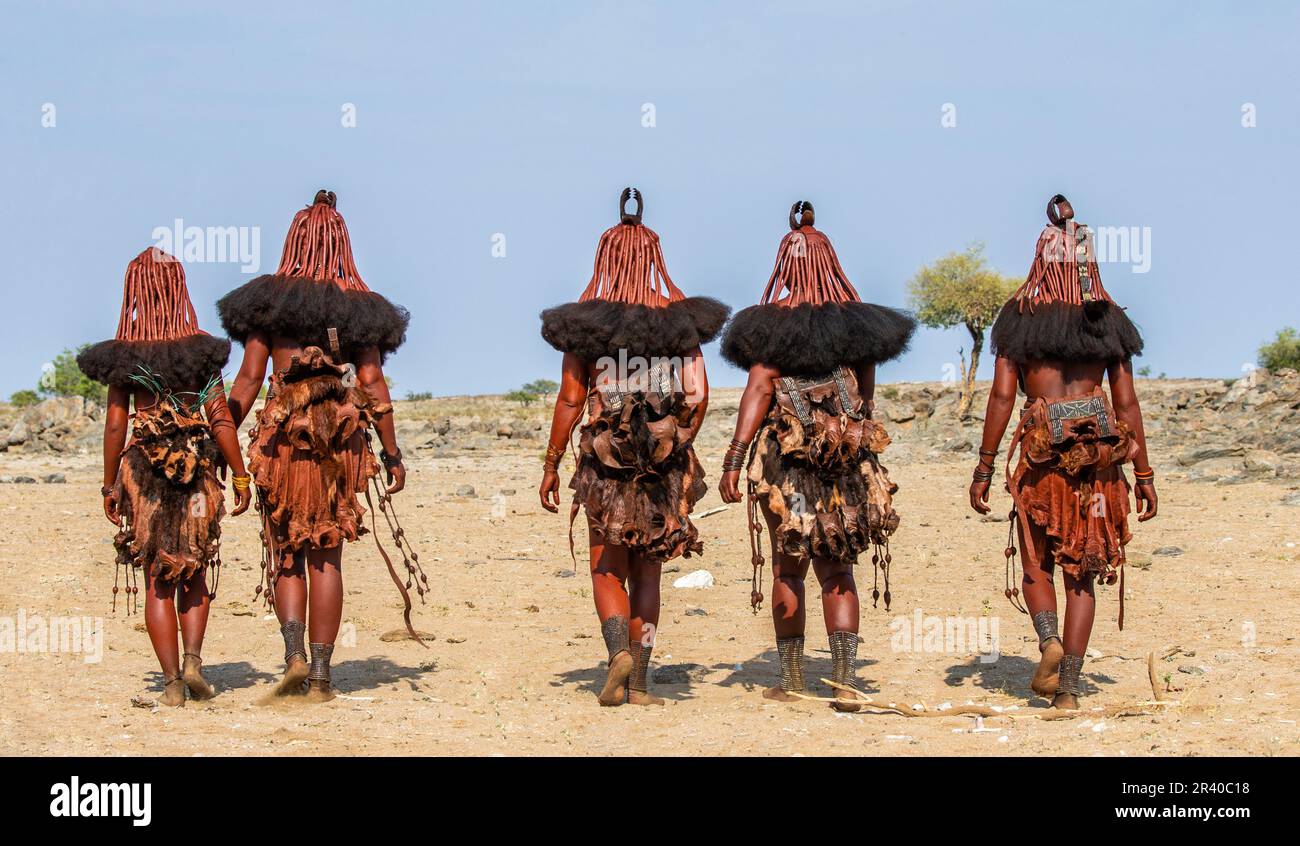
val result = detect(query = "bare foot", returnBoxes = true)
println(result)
[305,680,335,703]
[1051,692,1079,710]
[762,686,802,703]
[273,656,309,697]
[182,655,215,701]
[628,689,664,706]
[1031,638,1063,697]
[598,651,633,706]
[159,678,186,707]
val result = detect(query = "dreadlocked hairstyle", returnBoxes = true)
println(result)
[217,190,409,360]
[990,194,1143,363]
[721,201,915,375]
[78,247,231,389]
[540,188,729,360]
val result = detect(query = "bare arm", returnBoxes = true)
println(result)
[356,345,405,494]
[1109,358,1157,521]
[539,352,591,513]
[227,331,271,428]
[678,346,709,438]
[203,382,251,516]
[100,385,131,525]
[854,362,877,416]
[718,363,779,504]
[969,355,1020,514]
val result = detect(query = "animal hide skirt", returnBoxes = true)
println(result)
[746,409,899,563]
[113,402,225,584]
[569,390,707,562]
[1007,389,1134,584]
[248,347,390,554]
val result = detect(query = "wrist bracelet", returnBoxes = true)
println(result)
[380,449,403,469]
[101,485,114,497]
[722,438,749,472]
[978,448,999,458]
[231,474,252,491]
[543,444,564,471]
[972,468,994,482]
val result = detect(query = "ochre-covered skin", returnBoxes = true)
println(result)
[113,401,226,584]
[746,368,898,562]
[247,346,391,553]
[569,387,707,562]
[1007,389,1134,583]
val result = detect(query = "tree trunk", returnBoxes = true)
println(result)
[958,322,984,420]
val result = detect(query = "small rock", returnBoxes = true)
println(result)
[886,406,916,424]
[979,513,1008,523]
[1152,546,1184,557]
[663,563,682,574]
[42,473,67,484]
[524,604,540,613]
[1282,493,1300,507]
[685,606,708,617]
[1177,664,1207,675]
[454,485,476,497]
[12,476,36,484]
[672,569,715,589]
[651,663,706,685]
[496,426,513,439]
[499,488,516,496]
[552,569,575,578]
[942,436,972,452]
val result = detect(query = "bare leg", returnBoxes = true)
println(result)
[589,524,633,706]
[178,569,215,700]
[814,557,862,711]
[1020,519,1064,698]
[142,569,185,706]
[627,552,664,706]
[305,545,343,701]
[762,503,810,702]
[271,551,309,696]
[1054,570,1096,710]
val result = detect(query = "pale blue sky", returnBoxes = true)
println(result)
[2,1,1297,397]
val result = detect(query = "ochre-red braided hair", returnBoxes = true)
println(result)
[1009,194,1116,311]
[275,189,370,292]
[578,188,687,305]
[758,202,862,306]
[114,247,202,341]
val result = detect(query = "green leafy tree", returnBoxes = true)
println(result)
[908,244,1019,419]
[1259,327,1300,373]
[9,389,40,407]
[405,390,433,402]
[48,345,108,405]
[504,389,538,407]
[523,378,559,401]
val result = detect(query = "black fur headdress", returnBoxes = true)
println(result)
[990,194,1143,363]
[79,335,232,389]
[218,275,409,359]
[541,296,728,360]
[218,191,409,360]
[540,188,729,360]
[78,247,232,388]
[719,202,915,375]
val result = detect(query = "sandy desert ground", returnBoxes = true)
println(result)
[2,383,1298,757]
